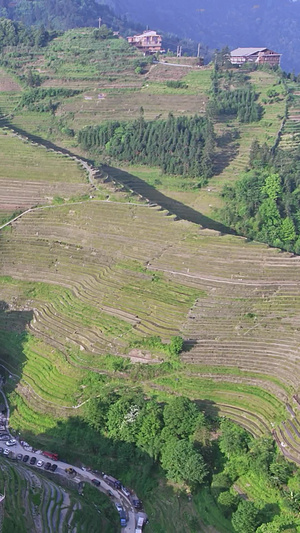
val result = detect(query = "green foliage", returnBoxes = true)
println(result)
[18,87,81,111]
[232,500,260,533]
[261,173,282,200]
[0,0,141,35]
[209,69,262,123]
[130,335,184,358]
[0,17,53,50]
[163,397,201,439]
[78,114,216,181]
[248,437,275,475]
[217,491,238,516]
[161,439,207,487]
[166,80,188,89]
[83,387,210,490]
[219,142,300,253]
[219,419,252,457]
[93,25,113,40]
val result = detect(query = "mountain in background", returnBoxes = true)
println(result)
[97,0,300,72]
[2,0,300,71]
[0,0,200,56]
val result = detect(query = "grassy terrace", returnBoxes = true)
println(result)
[1,199,300,466]
[280,80,300,152]
[0,459,117,532]
[0,127,89,213]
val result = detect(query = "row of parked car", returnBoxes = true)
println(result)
[0,447,58,471]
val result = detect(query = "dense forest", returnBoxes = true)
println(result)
[0,1,200,56]
[219,142,300,253]
[0,0,130,32]
[0,16,57,49]
[78,114,216,183]
[209,68,263,123]
[71,381,300,533]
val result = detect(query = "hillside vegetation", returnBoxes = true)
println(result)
[0,457,118,532]
[2,23,300,533]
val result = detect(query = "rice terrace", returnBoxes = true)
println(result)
[1,15,300,533]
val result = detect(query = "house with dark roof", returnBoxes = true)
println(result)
[230,47,281,67]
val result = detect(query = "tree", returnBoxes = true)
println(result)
[161,439,207,488]
[219,419,251,457]
[163,397,200,439]
[136,401,163,460]
[248,437,275,475]
[261,173,282,201]
[168,336,183,356]
[217,491,238,517]
[280,217,296,243]
[269,460,293,485]
[232,500,260,533]
[106,392,145,442]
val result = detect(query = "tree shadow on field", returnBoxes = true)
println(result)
[0,301,33,405]
[195,399,220,420]
[0,116,234,235]
[102,164,234,234]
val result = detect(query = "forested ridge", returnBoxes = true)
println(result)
[0,0,132,32]
[78,114,216,183]
[80,385,300,532]
[219,142,300,254]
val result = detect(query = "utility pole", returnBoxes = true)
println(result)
[98,17,102,28]
[176,45,182,58]
[197,43,201,57]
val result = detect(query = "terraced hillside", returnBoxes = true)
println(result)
[0,125,90,224]
[0,458,116,532]
[1,197,300,468]
[279,81,300,153]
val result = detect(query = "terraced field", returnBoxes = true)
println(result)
[1,196,300,465]
[279,81,300,152]
[0,458,115,532]
[0,127,90,217]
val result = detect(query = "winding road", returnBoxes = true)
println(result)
[0,388,139,532]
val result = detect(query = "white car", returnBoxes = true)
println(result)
[3,449,9,456]
[36,460,44,467]
[5,439,16,446]
[115,503,123,513]
[121,486,131,497]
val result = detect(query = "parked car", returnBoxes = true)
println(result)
[44,462,51,470]
[5,439,16,446]
[65,467,76,475]
[103,474,121,490]
[16,453,23,461]
[0,434,9,441]
[50,464,57,472]
[30,456,36,465]
[42,451,58,461]
[107,490,113,497]
[91,478,101,487]
[3,449,9,456]
[0,448,4,455]
[121,486,131,497]
[115,502,123,513]
[23,455,29,463]
[36,460,44,468]
[119,509,127,527]
[132,498,142,509]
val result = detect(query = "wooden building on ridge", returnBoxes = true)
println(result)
[230,47,281,67]
[127,30,162,54]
